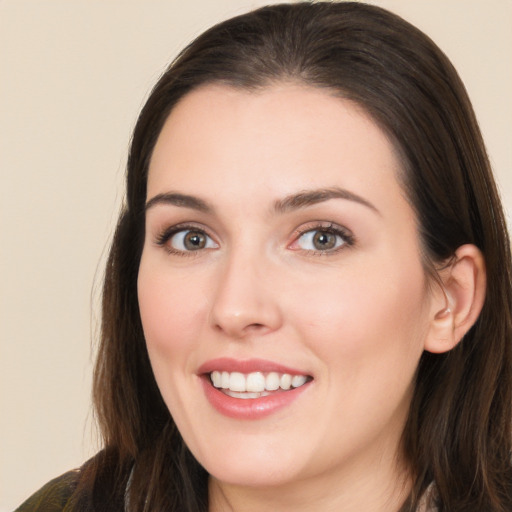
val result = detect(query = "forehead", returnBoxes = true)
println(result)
[147,83,406,213]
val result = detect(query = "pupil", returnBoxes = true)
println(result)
[313,231,335,250]
[184,231,205,250]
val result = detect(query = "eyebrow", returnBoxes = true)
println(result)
[144,187,379,215]
[145,193,213,213]
[273,187,380,215]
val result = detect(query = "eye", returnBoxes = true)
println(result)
[291,225,353,253]
[172,230,215,251]
[156,226,218,254]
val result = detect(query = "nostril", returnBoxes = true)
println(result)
[209,289,283,337]
[213,320,268,338]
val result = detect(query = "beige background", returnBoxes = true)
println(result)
[1,1,511,510]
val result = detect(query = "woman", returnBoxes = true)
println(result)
[16,2,512,511]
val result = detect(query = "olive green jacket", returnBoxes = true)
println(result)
[15,470,81,512]
[14,450,132,512]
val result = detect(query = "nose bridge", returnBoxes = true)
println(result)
[209,243,282,338]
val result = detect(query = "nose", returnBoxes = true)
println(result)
[209,250,283,339]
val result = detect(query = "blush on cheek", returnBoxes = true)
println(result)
[289,282,374,353]
[295,266,426,363]
[138,272,207,355]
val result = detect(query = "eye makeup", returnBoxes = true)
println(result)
[289,221,355,255]
[154,223,218,256]
[152,219,355,258]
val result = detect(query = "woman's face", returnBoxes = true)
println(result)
[138,84,434,494]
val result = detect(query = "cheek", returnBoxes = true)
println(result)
[137,260,208,360]
[137,259,214,427]
[288,255,429,367]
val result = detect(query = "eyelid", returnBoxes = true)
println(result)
[154,222,219,255]
[288,221,355,253]
[152,220,354,256]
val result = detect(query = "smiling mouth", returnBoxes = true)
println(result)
[209,371,312,399]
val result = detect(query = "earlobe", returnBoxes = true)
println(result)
[424,244,486,354]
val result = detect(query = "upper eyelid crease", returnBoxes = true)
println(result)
[155,223,213,242]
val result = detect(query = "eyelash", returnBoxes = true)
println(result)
[155,223,217,257]
[290,223,355,255]
[153,222,355,257]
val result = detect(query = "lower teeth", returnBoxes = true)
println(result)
[223,390,272,399]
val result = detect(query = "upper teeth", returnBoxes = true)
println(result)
[210,371,308,392]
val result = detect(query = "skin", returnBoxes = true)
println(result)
[137,83,449,511]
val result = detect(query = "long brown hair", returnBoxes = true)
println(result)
[84,3,512,511]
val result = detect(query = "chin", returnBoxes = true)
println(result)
[206,460,301,489]
[190,433,309,489]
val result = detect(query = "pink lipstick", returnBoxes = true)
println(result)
[198,358,312,419]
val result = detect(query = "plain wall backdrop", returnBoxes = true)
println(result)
[1,1,511,510]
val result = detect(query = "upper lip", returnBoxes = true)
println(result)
[197,357,311,376]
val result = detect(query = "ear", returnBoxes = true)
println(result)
[424,244,486,354]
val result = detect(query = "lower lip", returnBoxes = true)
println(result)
[200,376,311,420]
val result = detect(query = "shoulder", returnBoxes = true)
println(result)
[14,450,132,512]
[14,469,81,512]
